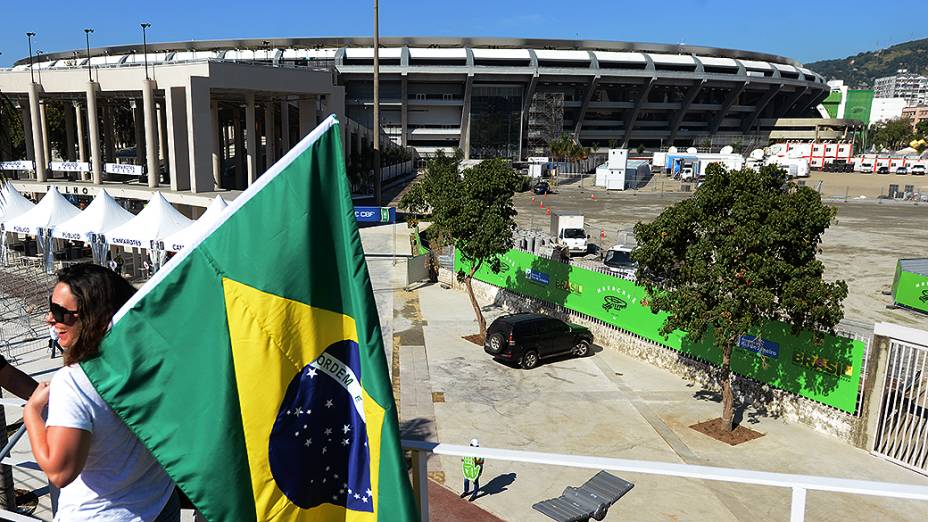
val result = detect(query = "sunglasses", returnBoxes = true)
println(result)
[49,297,79,325]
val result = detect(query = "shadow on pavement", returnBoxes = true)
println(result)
[471,473,517,501]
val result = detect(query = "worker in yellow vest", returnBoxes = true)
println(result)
[461,438,485,501]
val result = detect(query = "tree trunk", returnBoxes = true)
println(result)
[463,264,486,341]
[720,341,735,432]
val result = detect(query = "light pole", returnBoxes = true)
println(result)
[84,28,94,82]
[25,32,36,84]
[36,51,44,83]
[140,23,150,80]
[373,0,381,206]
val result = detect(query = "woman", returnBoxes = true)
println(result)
[24,263,179,521]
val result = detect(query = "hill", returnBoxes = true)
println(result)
[806,38,928,88]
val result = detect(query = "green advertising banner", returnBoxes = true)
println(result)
[457,249,866,414]
[892,261,928,314]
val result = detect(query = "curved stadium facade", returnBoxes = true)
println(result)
[10,36,828,162]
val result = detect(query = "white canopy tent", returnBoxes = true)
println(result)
[52,190,136,264]
[107,192,192,273]
[3,187,81,272]
[163,196,228,252]
[0,183,37,265]
[0,183,37,222]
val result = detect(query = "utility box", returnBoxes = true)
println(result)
[892,258,928,314]
[608,149,629,170]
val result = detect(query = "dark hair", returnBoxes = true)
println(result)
[55,263,136,365]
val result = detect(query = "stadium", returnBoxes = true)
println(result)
[0,36,829,195]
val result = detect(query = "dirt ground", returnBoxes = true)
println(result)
[509,172,928,328]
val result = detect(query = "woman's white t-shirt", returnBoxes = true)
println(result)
[47,364,175,521]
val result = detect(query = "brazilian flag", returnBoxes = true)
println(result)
[81,116,418,521]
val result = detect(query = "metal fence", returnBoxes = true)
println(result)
[403,440,928,522]
[0,260,55,362]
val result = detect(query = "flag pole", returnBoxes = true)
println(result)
[373,0,382,207]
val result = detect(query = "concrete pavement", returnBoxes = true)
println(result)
[409,281,928,521]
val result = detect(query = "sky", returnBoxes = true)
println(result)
[1,0,925,67]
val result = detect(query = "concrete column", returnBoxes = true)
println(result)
[103,102,116,163]
[279,100,291,153]
[298,97,316,139]
[401,77,408,147]
[86,82,103,184]
[74,102,88,180]
[232,109,244,187]
[39,100,51,165]
[210,101,221,189]
[64,103,76,161]
[264,102,276,168]
[245,93,257,185]
[142,79,160,188]
[132,99,145,166]
[157,101,170,168]
[327,88,346,157]
[21,105,35,162]
[185,79,216,193]
[165,86,191,191]
[27,83,46,181]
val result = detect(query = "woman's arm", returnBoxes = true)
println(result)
[24,382,92,488]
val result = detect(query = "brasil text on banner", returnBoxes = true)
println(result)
[80,116,418,521]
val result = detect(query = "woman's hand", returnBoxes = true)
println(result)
[26,381,50,414]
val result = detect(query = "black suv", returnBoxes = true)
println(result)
[532,181,551,195]
[484,313,594,369]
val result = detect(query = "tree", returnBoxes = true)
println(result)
[632,164,848,432]
[870,117,915,151]
[401,151,522,339]
[915,120,928,140]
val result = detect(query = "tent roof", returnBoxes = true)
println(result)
[0,183,37,223]
[163,196,228,252]
[51,190,136,241]
[107,192,192,248]
[4,187,81,236]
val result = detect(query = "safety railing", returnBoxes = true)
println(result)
[402,439,928,522]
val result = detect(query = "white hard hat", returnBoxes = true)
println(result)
[470,439,479,447]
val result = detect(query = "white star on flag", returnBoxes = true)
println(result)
[342,424,351,434]
[307,367,317,378]
[325,399,334,408]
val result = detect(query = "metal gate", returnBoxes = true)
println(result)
[873,338,928,475]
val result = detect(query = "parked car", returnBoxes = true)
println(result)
[484,313,593,369]
[912,165,926,175]
[896,166,908,175]
[877,166,890,174]
[533,181,552,195]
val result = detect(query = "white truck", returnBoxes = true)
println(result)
[603,244,637,278]
[550,213,588,256]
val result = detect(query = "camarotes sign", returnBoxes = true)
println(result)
[457,248,866,414]
[105,163,145,176]
[50,161,90,172]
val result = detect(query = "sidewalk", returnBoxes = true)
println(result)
[409,281,928,521]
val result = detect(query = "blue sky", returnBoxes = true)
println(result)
[1,0,924,67]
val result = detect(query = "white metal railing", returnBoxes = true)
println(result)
[402,440,928,522]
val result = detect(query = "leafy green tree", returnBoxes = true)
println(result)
[633,164,848,432]
[870,117,915,151]
[401,151,522,339]
[915,120,928,140]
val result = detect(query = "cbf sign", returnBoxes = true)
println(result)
[354,206,396,224]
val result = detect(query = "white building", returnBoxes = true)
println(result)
[870,97,909,124]
[873,70,928,107]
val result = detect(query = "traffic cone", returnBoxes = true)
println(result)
[540,201,544,208]
[591,194,596,200]
[532,195,536,202]
[545,207,551,216]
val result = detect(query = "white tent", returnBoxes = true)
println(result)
[52,190,135,242]
[107,192,192,250]
[0,183,36,223]
[4,187,81,236]
[163,196,228,252]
